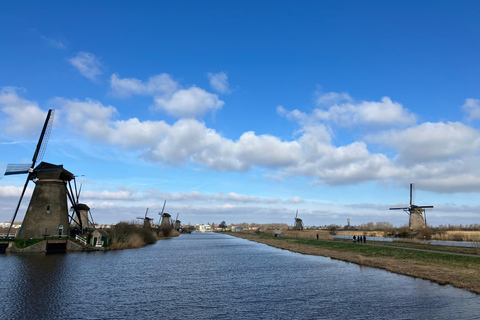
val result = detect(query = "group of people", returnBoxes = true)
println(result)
[353,235,366,243]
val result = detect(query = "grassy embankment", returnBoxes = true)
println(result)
[227,231,480,294]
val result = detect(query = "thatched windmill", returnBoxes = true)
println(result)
[294,210,303,230]
[390,183,434,230]
[4,110,73,239]
[137,208,153,228]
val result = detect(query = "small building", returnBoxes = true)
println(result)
[90,229,109,247]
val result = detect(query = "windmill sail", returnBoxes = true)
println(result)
[5,109,55,238]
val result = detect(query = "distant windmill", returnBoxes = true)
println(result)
[158,200,172,236]
[157,200,166,226]
[4,109,76,239]
[137,208,153,228]
[173,213,181,231]
[69,180,95,234]
[294,210,303,231]
[389,183,434,230]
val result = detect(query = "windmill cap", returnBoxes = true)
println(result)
[33,162,74,181]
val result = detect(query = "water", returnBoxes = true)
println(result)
[1,232,479,319]
[333,234,478,247]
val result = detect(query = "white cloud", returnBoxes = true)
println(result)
[315,91,353,107]
[0,185,33,197]
[288,196,304,203]
[31,29,66,49]
[0,87,47,137]
[153,87,224,118]
[68,52,102,81]
[462,98,480,121]
[82,189,134,200]
[283,93,416,128]
[110,73,224,118]
[316,96,416,127]
[9,90,480,192]
[207,72,230,93]
[110,73,178,98]
[368,122,480,165]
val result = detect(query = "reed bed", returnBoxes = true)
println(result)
[431,231,480,242]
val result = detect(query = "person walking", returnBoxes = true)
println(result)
[363,235,366,243]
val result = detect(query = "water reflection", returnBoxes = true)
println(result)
[1,233,479,319]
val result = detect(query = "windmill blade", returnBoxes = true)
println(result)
[409,183,413,206]
[295,209,298,219]
[158,200,166,225]
[4,109,55,177]
[176,213,179,221]
[144,208,149,219]
[418,205,434,209]
[136,217,144,219]
[5,177,31,237]
[73,178,79,202]
[389,207,409,210]
[160,200,166,215]
[4,164,32,175]
[77,184,83,200]
[32,109,55,167]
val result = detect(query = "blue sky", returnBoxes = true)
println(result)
[1,1,480,227]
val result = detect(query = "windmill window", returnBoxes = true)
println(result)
[46,204,51,213]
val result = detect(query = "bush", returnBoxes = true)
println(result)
[107,222,157,249]
[416,227,433,240]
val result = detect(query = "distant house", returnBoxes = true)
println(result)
[198,224,211,232]
[90,229,109,247]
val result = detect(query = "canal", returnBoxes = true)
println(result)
[1,232,479,319]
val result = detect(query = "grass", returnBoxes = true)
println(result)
[228,232,480,294]
[13,238,44,248]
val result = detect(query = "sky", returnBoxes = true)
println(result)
[1,1,480,227]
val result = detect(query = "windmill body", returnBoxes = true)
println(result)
[389,184,434,231]
[73,203,92,233]
[160,212,172,236]
[160,213,172,230]
[18,162,74,239]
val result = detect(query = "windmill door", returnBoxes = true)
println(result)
[93,237,98,246]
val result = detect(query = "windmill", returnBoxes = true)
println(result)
[4,109,76,239]
[137,208,153,228]
[158,201,172,236]
[294,210,303,230]
[157,200,166,226]
[389,183,434,230]
[69,180,95,234]
[173,213,181,231]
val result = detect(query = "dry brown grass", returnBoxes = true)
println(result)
[110,233,146,250]
[432,230,480,242]
[229,232,480,295]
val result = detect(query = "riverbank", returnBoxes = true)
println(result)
[226,232,480,294]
